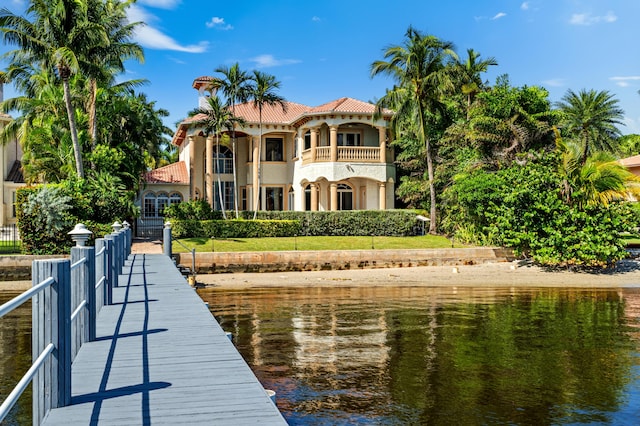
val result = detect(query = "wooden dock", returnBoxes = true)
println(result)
[41,253,287,425]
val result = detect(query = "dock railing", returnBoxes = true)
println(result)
[0,221,132,425]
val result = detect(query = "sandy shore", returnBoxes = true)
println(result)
[4,259,640,292]
[195,259,640,290]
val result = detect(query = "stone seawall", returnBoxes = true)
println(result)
[0,255,67,281]
[175,248,515,274]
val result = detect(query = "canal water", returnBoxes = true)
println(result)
[199,286,640,425]
[3,286,640,425]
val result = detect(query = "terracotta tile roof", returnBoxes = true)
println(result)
[192,76,214,90]
[144,161,189,184]
[310,97,380,114]
[620,154,640,168]
[232,101,311,124]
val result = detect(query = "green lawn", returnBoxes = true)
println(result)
[172,235,466,253]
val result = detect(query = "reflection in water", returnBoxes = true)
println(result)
[0,291,32,425]
[199,286,640,425]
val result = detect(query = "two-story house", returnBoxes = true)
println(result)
[139,76,396,234]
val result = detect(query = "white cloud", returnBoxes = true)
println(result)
[312,16,321,22]
[137,0,181,9]
[570,11,617,26]
[492,12,507,20]
[521,2,529,11]
[206,17,233,30]
[610,76,640,87]
[541,78,566,87]
[128,5,208,53]
[250,54,301,68]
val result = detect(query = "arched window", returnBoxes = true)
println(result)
[214,145,233,174]
[143,191,183,218]
[337,183,353,210]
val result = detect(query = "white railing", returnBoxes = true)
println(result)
[301,146,382,165]
[0,222,132,425]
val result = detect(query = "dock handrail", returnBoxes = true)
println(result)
[0,222,132,425]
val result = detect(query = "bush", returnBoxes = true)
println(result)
[441,155,635,267]
[164,199,222,221]
[17,181,134,254]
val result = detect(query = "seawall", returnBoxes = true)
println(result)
[175,248,515,274]
[0,255,67,281]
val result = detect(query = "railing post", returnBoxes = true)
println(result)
[72,246,96,341]
[123,221,132,259]
[105,234,117,291]
[163,221,172,258]
[32,259,71,425]
[95,237,107,310]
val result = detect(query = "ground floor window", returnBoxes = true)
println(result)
[337,183,353,210]
[304,185,311,211]
[265,187,283,211]
[143,191,183,218]
[213,182,234,212]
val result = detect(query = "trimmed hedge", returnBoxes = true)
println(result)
[168,210,425,238]
[171,219,301,239]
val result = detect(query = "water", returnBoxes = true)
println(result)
[198,286,640,425]
[3,286,640,425]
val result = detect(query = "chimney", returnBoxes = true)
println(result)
[192,76,216,110]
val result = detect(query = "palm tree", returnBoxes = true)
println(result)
[556,89,624,164]
[371,26,457,234]
[210,63,252,217]
[189,95,244,218]
[453,48,497,118]
[556,130,640,207]
[0,1,109,178]
[83,0,143,155]
[247,70,287,219]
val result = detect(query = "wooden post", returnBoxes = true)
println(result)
[163,222,172,258]
[72,246,96,343]
[105,234,117,291]
[95,238,107,310]
[32,259,71,424]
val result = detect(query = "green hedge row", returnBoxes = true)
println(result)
[171,219,301,239]
[168,209,425,238]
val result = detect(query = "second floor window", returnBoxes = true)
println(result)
[265,138,283,161]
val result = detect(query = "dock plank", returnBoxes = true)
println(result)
[42,253,286,425]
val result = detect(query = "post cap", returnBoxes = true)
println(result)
[68,223,93,247]
[112,221,123,232]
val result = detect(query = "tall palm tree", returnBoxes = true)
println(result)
[1,1,109,178]
[454,48,497,118]
[556,89,624,164]
[247,70,287,219]
[189,95,244,218]
[210,63,251,217]
[371,26,457,234]
[83,0,143,154]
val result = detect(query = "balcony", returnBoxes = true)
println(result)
[301,146,384,165]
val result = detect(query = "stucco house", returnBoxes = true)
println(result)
[0,83,25,227]
[139,76,396,234]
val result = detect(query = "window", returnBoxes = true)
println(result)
[304,185,311,211]
[337,132,361,146]
[265,138,283,161]
[241,187,247,211]
[265,187,283,211]
[215,145,233,174]
[143,191,183,218]
[288,187,294,211]
[304,131,311,150]
[11,191,16,218]
[337,184,353,210]
[213,182,235,212]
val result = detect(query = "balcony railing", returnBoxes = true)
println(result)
[301,146,383,165]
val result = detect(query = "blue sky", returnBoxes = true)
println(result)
[3,0,640,134]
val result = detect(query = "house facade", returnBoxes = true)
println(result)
[0,83,25,226]
[140,76,396,228]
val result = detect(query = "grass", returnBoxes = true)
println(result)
[172,234,467,253]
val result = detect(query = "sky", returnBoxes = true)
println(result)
[2,0,640,133]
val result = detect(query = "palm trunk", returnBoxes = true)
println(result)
[89,78,98,162]
[426,140,437,234]
[231,103,239,217]
[216,136,227,219]
[253,108,263,220]
[62,75,84,179]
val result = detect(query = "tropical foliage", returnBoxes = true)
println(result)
[0,1,171,190]
[372,26,639,266]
